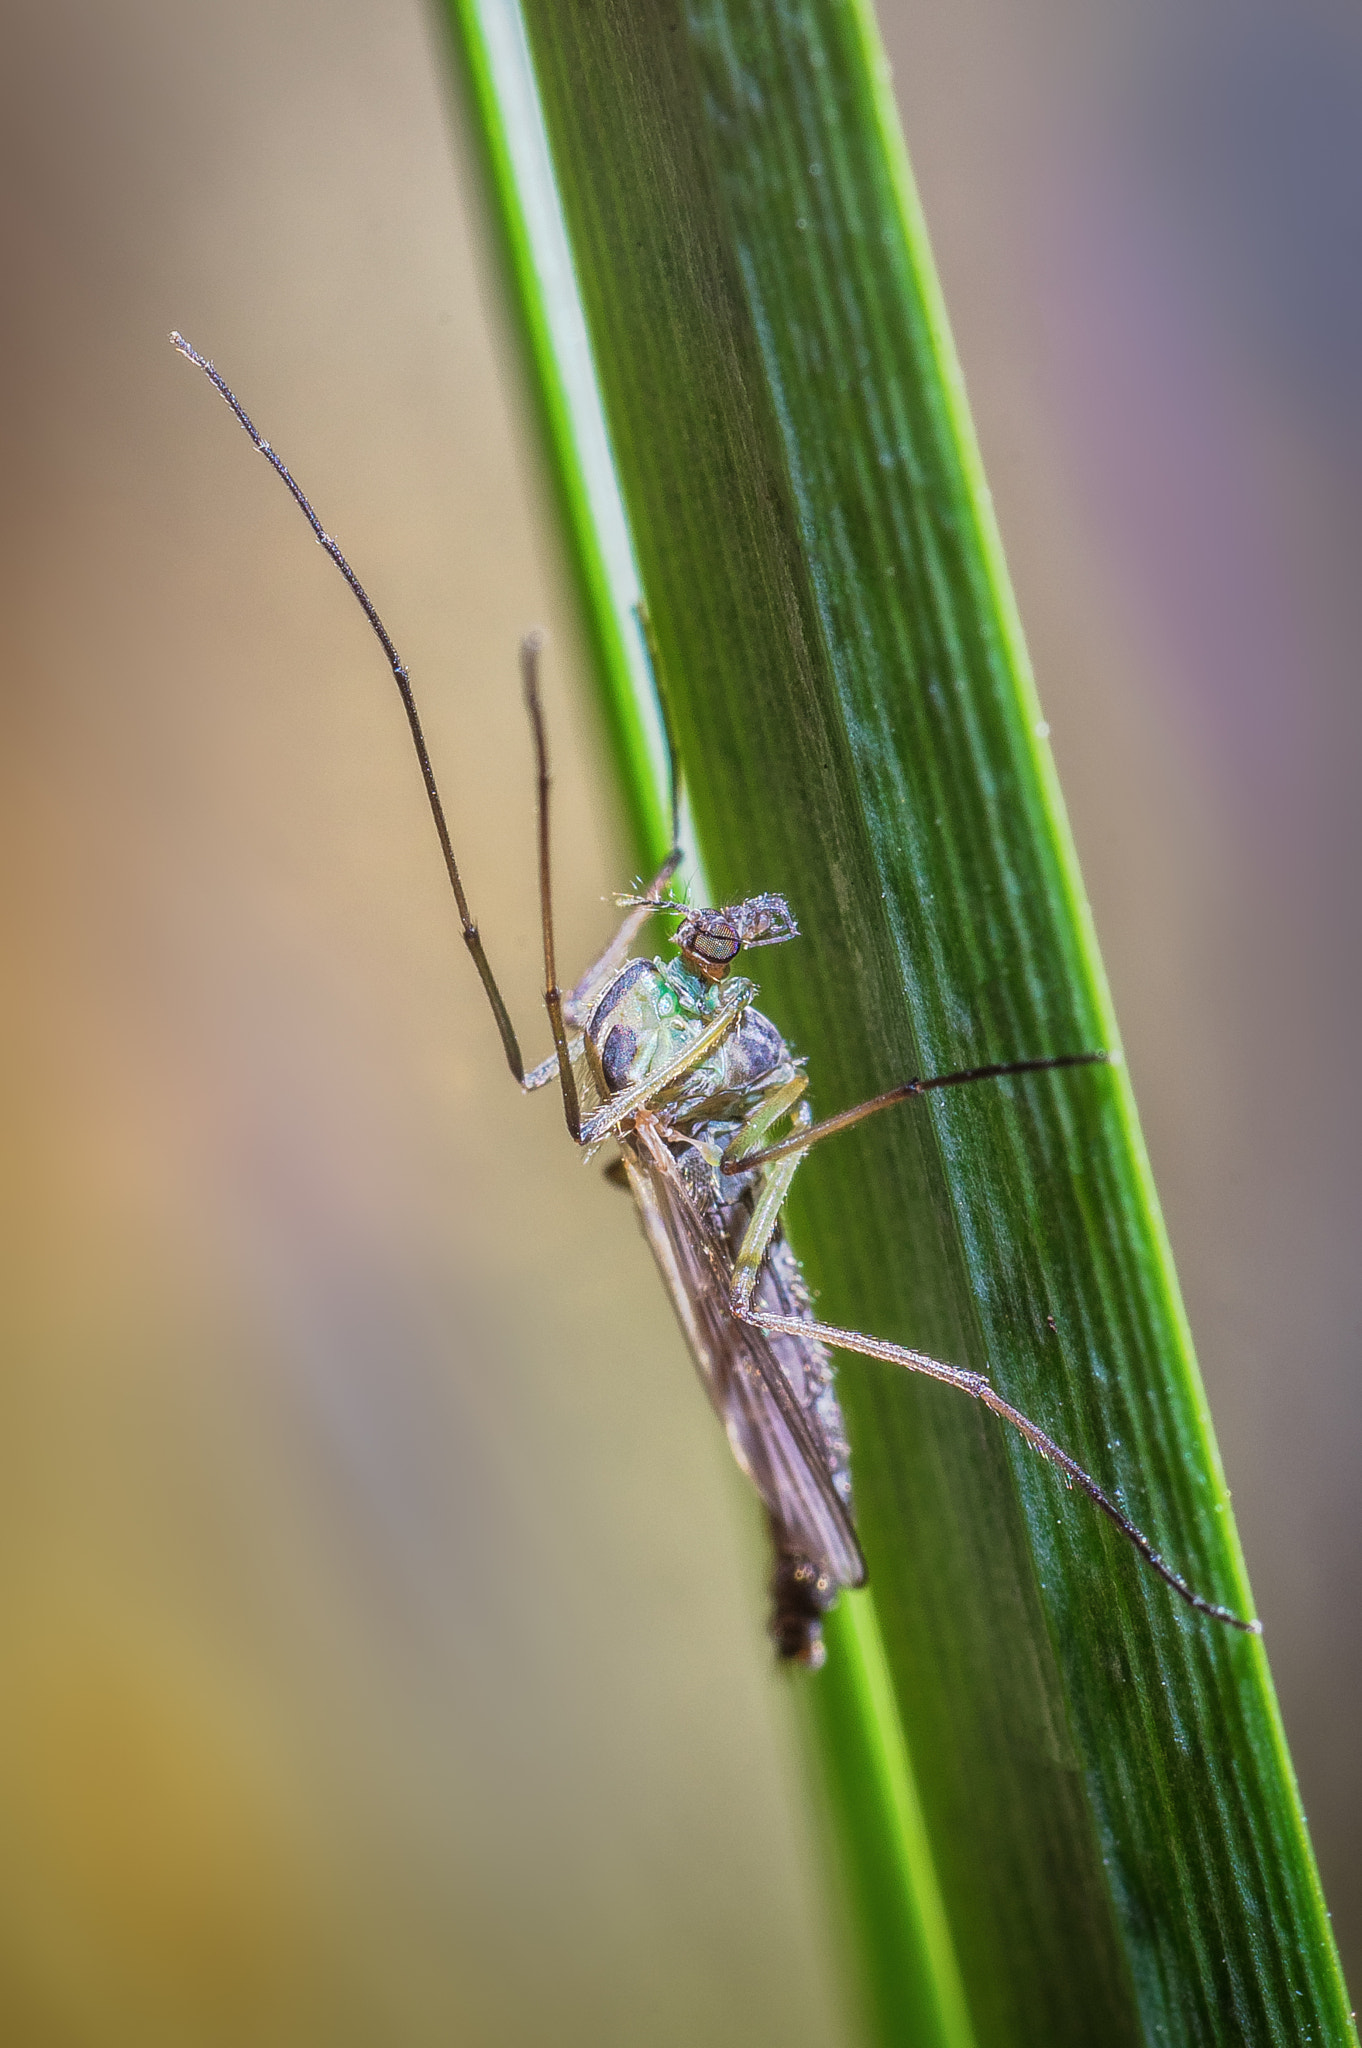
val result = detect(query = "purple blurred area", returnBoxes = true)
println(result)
[0,0,1356,2037]
[888,0,1362,1987]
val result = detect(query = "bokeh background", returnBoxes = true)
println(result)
[2,0,1358,2039]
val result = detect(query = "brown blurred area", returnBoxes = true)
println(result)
[0,0,1356,2040]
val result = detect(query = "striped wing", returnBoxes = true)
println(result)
[622,1118,866,1592]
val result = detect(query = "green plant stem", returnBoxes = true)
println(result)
[439,2,1355,2043]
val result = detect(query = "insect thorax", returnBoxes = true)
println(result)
[585,954,796,1124]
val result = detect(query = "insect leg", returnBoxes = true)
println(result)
[520,1038,586,1094]
[519,643,734,1142]
[519,851,685,1092]
[536,596,685,1043]
[732,1286,1261,1633]
[520,634,583,1138]
[725,1050,1111,1174]
[725,1067,1258,1629]
[171,334,531,1085]
[563,847,684,1028]
[633,597,683,857]
[722,1075,809,1168]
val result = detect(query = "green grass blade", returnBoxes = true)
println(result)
[437,3,1355,2043]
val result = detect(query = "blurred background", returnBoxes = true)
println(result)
[0,0,1357,2039]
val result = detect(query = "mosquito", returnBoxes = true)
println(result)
[171,334,1260,1667]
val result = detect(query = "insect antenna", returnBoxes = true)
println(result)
[170,333,527,1083]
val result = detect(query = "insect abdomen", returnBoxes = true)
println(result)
[768,1546,839,1669]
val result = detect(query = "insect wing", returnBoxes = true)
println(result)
[624,1121,866,1591]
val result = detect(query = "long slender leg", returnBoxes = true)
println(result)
[739,1299,1260,1632]
[564,847,684,1026]
[724,1049,1111,1174]
[562,589,697,1031]
[520,1041,586,1095]
[519,850,684,1096]
[633,596,684,857]
[722,1152,1260,1633]
[520,635,582,1139]
[723,1074,809,1164]
[518,637,746,1145]
[519,596,686,1089]
[176,341,697,1124]
[172,334,530,1083]
[556,595,688,1029]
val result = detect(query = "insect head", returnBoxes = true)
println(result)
[672,894,799,980]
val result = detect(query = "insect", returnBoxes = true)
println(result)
[172,335,1260,1666]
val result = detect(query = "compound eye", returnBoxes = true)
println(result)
[689,917,740,965]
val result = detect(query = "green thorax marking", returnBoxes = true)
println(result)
[585,956,795,1124]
